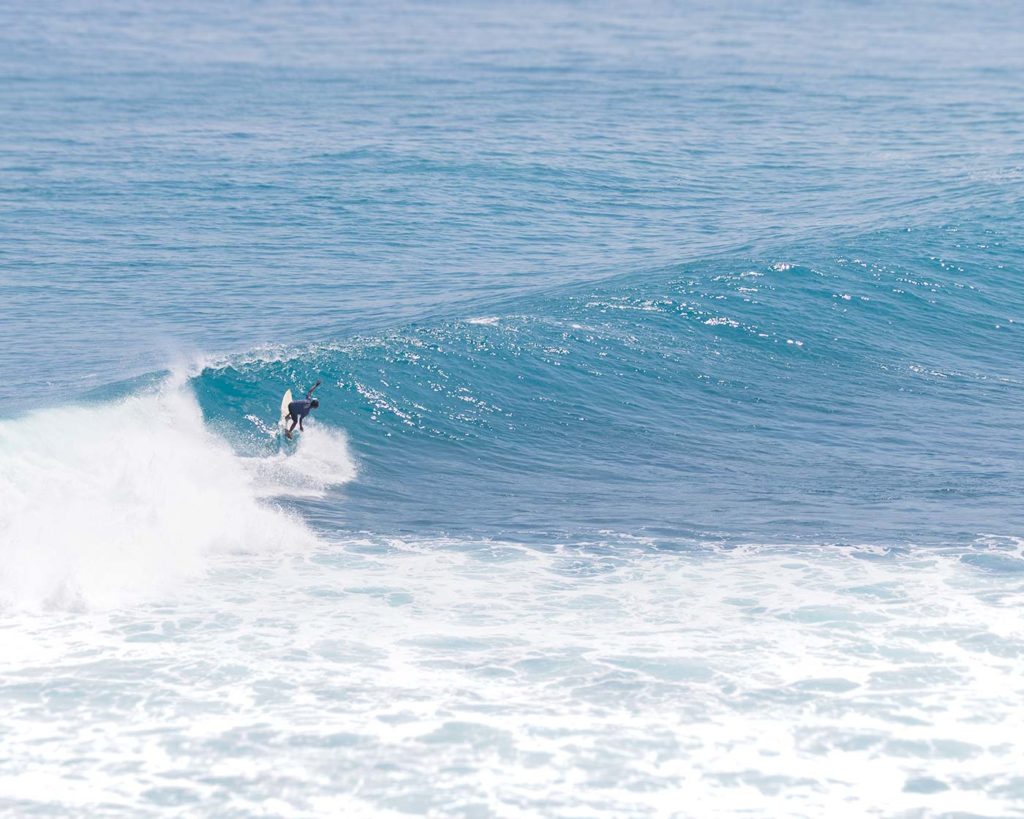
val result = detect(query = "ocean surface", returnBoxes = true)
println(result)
[3,0,1024,815]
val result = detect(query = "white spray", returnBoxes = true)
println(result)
[0,376,355,610]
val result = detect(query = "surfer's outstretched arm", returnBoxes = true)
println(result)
[306,379,322,399]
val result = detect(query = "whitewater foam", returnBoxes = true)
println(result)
[2,536,1022,816]
[247,425,359,498]
[0,377,354,610]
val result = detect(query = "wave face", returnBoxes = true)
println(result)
[6,218,1022,613]
[193,221,1024,546]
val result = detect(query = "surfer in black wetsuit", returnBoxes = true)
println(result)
[285,380,321,439]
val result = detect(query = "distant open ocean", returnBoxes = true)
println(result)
[2,1,1024,815]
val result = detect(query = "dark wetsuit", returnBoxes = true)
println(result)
[285,383,320,435]
[287,397,314,420]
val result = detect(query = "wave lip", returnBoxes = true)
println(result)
[0,377,355,611]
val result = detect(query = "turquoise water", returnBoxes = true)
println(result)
[3,1,1024,815]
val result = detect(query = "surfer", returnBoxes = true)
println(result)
[285,380,321,439]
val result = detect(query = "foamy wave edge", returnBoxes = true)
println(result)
[0,373,356,611]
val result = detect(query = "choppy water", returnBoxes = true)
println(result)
[3,0,1024,816]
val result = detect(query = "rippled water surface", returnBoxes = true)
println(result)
[2,0,1024,815]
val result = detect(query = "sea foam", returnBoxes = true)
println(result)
[0,377,354,610]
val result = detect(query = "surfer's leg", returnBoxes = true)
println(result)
[286,416,297,439]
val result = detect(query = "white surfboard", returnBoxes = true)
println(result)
[279,389,293,433]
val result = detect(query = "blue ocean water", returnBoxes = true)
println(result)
[2,1,1024,815]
